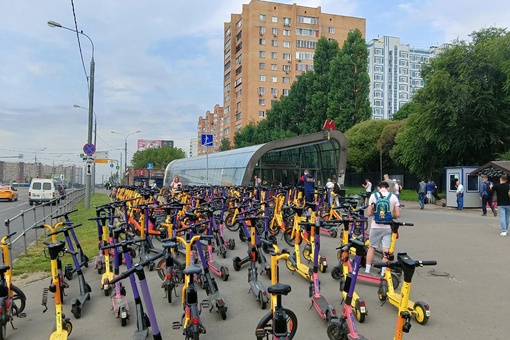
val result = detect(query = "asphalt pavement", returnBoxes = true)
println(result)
[8,200,509,339]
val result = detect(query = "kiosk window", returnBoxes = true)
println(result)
[467,174,479,192]
[449,173,459,191]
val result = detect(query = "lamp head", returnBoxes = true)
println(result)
[47,20,62,28]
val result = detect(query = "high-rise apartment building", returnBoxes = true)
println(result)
[367,36,447,119]
[197,104,225,155]
[222,0,365,144]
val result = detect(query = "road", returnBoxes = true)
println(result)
[1,187,69,259]
[5,201,509,339]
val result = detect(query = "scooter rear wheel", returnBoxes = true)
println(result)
[326,318,348,340]
[413,301,430,325]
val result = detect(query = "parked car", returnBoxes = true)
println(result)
[0,185,19,202]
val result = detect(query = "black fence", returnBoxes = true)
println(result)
[343,170,446,193]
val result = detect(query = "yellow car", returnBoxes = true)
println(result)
[0,185,19,202]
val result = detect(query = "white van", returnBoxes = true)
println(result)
[28,179,61,205]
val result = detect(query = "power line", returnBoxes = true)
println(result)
[70,0,89,89]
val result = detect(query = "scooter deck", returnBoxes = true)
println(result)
[356,272,382,285]
[312,295,332,312]
[387,293,422,312]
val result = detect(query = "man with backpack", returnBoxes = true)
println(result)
[480,175,496,217]
[365,181,401,275]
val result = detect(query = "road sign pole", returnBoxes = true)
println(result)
[206,145,209,186]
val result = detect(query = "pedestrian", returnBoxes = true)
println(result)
[296,169,315,203]
[365,181,401,275]
[395,180,403,202]
[480,175,496,217]
[362,178,372,205]
[253,175,262,187]
[455,180,464,210]
[426,180,437,204]
[332,178,341,206]
[169,176,182,192]
[489,175,510,236]
[383,173,395,194]
[325,178,334,206]
[416,179,426,209]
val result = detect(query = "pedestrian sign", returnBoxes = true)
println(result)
[201,134,213,147]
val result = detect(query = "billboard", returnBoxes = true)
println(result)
[137,139,174,150]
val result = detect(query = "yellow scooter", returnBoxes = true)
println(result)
[376,221,432,325]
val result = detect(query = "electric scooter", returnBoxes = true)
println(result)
[101,225,130,326]
[308,219,338,324]
[47,223,91,319]
[376,221,432,325]
[326,238,371,340]
[374,253,437,339]
[103,228,152,340]
[52,209,89,269]
[41,241,73,340]
[232,215,269,309]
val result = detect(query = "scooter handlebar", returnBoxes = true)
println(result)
[52,209,78,219]
[110,252,165,285]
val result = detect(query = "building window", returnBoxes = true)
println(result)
[224,72,230,81]
[260,14,266,22]
[282,77,291,84]
[283,17,291,26]
[224,49,231,60]
[259,99,265,106]
[224,127,230,135]
[259,38,266,45]
[283,29,291,36]
[225,105,230,113]
[271,64,277,71]
[235,112,242,121]
[225,27,231,37]
[296,28,318,37]
[259,51,266,58]
[235,65,242,76]
[271,40,278,47]
[259,62,265,70]
[272,28,278,36]
[296,40,317,49]
[283,41,291,48]
[271,52,278,59]
[236,19,243,28]
[282,65,290,73]
[296,52,314,61]
[224,83,230,92]
[271,87,277,96]
[225,39,231,49]
[297,16,318,24]
[234,77,242,87]
[283,89,289,96]
[271,76,277,83]
[272,16,278,23]
[259,111,265,117]
[259,74,266,82]
[329,27,335,34]
[258,87,265,95]
[283,53,291,61]
[260,26,266,35]
[225,94,230,102]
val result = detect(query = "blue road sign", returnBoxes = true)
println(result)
[110,163,114,168]
[83,143,96,156]
[201,134,213,147]
[147,162,154,169]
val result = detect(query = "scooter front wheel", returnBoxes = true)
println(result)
[377,281,388,301]
[326,318,347,340]
[331,265,343,280]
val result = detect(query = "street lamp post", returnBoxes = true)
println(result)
[73,104,97,193]
[48,20,95,208]
[111,130,141,184]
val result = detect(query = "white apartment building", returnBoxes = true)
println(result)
[368,36,446,119]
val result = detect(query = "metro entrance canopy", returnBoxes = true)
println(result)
[163,130,347,187]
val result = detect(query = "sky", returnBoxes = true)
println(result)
[1,0,509,181]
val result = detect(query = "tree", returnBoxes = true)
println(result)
[131,146,185,170]
[394,27,510,176]
[344,119,394,173]
[328,29,371,132]
[219,138,232,152]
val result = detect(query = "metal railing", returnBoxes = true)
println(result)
[3,188,85,268]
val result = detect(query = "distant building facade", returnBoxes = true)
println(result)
[367,36,448,119]
[222,0,365,144]
[198,104,225,155]
[0,161,80,184]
